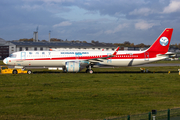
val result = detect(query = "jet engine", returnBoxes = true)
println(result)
[65,61,81,72]
[64,61,89,72]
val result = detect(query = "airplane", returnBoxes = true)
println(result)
[3,28,173,74]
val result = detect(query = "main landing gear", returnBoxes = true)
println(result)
[86,69,94,74]
[86,65,94,74]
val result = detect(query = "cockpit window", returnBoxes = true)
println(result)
[9,54,17,58]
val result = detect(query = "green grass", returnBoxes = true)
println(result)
[0,59,180,65]
[0,60,4,65]
[1,66,180,120]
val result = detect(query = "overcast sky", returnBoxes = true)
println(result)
[0,0,180,44]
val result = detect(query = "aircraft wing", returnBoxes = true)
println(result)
[85,47,120,63]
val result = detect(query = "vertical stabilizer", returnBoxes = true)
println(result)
[146,28,173,54]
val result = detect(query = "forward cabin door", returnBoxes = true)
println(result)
[21,52,26,60]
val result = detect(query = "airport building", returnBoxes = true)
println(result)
[0,38,117,59]
[1,37,180,60]
[8,41,116,52]
[0,38,9,59]
[0,45,9,60]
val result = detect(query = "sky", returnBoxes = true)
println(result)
[0,0,180,44]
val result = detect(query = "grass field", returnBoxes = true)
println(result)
[0,60,4,65]
[0,59,180,65]
[1,66,180,120]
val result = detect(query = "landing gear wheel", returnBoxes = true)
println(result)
[86,65,94,74]
[12,70,18,74]
[89,69,93,74]
[86,69,93,74]
[63,69,67,73]
[27,70,32,74]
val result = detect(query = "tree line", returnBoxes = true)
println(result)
[16,38,180,49]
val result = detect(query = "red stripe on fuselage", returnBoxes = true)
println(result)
[17,52,159,61]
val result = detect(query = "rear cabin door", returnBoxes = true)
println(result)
[144,52,149,61]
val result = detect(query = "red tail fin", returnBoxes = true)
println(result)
[146,28,173,54]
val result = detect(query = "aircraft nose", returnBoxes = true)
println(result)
[3,58,7,64]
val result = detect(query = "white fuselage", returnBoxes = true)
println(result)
[2,28,173,73]
[3,50,167,68]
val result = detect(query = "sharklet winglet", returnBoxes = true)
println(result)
[113,47,120,56]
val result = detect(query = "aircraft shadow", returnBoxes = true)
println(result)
[32,70,178,74]
[90,71,178,74]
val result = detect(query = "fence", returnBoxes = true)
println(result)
[105,108,180,120]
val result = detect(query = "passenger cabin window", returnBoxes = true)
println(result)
[34,47,37,51]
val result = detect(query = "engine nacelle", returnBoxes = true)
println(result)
[65,61,80,72]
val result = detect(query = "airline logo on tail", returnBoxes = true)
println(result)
[160,37,169,46]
